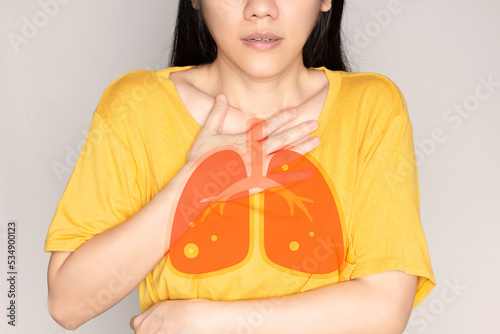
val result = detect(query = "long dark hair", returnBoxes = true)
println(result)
[169,0,349,72]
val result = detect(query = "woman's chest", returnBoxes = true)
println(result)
[172,77,327,136]
[139,91,364,305]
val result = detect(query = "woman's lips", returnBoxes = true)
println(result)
[241,39,282,50]
[241,31,282,50]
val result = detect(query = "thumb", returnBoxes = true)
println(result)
[129,315,136,330]
[203,94,228,134]
[130,314,143,330]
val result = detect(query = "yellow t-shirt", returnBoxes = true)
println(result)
[44,65,436,312]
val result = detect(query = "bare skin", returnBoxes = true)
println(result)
[168,64,329,136]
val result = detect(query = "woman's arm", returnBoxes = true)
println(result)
[47,159,196,330]
[47,94,225,330]
[131,270,417,334]
[47,94,314,330]
[201,270,417,334]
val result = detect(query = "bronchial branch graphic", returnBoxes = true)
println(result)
[198,118,315,222]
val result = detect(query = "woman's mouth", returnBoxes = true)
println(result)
[242,38,282,50]
[241,31,283,50]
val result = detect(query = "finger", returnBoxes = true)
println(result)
[258,108,297,141]
[282,135,321,158]
[267,120,318,155]
[203,94,228,134]
[264,136,320,180]
[262,138,320,191]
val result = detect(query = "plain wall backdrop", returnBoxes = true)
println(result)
[1,0,499,333]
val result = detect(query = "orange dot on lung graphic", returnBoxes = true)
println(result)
[168,150,250,274]
[264,150,344,274]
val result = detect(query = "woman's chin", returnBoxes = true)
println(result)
[214,54,301,78]
[236,60,290,79]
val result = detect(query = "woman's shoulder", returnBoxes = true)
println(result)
[99,66,199,104]
[335,70,408,118]
[154,65,198,88]
[101,69,160,95]
[93,68,178,125]
[339,71,404,98]
[97,66,197,101]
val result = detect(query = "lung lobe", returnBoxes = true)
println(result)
[169,149,250,274]
[264,149,344,275]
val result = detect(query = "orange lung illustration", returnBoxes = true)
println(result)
[168,150,250,274]
[264,150,344,274]
[167,118,344,276]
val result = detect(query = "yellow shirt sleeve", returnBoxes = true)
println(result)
[44,73,145,252]
[348,82,436,310]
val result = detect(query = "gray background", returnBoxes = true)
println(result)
[1,0,498,333]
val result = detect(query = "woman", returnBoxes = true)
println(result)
[45,0,436,333]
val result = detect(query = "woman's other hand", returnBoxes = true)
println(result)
[130,299,212,334]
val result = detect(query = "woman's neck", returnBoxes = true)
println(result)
[199,58,318,119]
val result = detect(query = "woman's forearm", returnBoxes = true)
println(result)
[197,275,411,334]
[47,161,196,330]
